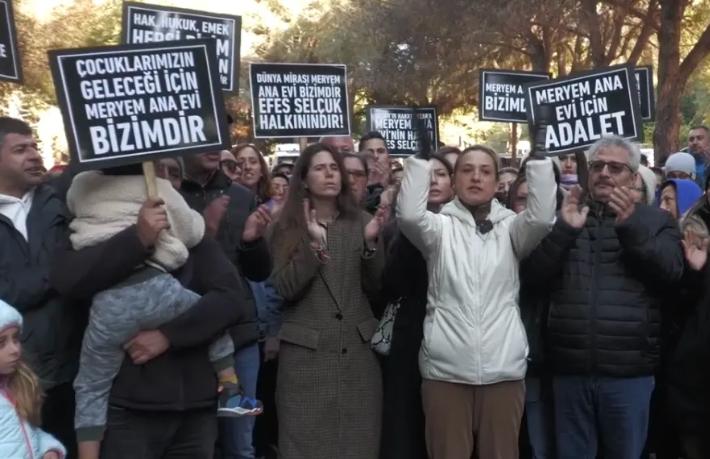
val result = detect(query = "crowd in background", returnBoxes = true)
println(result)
[1,114,710,459]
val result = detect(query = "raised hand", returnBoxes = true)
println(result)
[560,185,589,229]
[242,204,273,242]
[609,186,636,224]
[203,195,230,237]
[364,204,390,245]
[303,199,327,245]
[682,228,709,271]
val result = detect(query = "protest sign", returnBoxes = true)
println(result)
[49,40,230,170]
[525,65,642,155]
[366,106,438,156]
[634,66,655,121]
[0,0,22,83]
[122,2,241,92]
[479,70,549,122]
[250,63,350,138]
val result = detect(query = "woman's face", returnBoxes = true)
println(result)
[271,176,289,202]
[236,147,263,189]
[220,150,241,182]
[659,184,678,220]
[305,151,342,199]
[630,174,646,204]
[559,154,578,175]
[428,159,453,206]
[511,181,529,214]
[455,150,498,207]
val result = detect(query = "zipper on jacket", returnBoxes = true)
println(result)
[589,215,602,374]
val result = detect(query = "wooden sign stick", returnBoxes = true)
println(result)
[142,161,158,199]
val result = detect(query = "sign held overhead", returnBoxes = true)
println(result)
[49,40,230,170]
[634,66,655,121]
[122,2,241,92]
[524,65,642,155]
[250,63,350,138]
[0,0,22,83]
[479,70,549,122]
[366,106,439,156]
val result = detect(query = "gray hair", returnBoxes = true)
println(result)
[587,136,641,172]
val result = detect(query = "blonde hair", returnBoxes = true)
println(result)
[7,360,43,426]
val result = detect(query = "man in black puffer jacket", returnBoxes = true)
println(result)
[523,136,684,459]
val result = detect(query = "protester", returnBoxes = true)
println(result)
[380,153,454,459]
[155,157,184,190]
[0,299,66,459]
[664,151,696,181]
[270,143,387,459]
[360,131,392,213]
[436,146,462,168]
[0,117,80,457]
[631,165,658,206]
[233,144,272,204]
[391,160,404,186]
[221,150,242,183]
[319,135,355,154]
[558,153,578,190]
[523,136,684,459]
[272,161,294,179]
[342,152,369,207]
[181,151,273,459]
[495,166,518,205]
[687,125,710,187]
[666,215,710,459]
[268,173,289,214]
[397,144,556,459]
[687,174,710,230]
[658,178,703,220]
[65,164,260,459]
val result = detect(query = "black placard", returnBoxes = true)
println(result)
[525,65,642,155]
[250,63,350,138]
[0,0,22,83]
[479,70,549,122]
[634,66,655,121]
[49,40,230,170]
[122,2,241,92]
[365,106,438,156]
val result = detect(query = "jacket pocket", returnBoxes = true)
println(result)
[279,322,319,350]
[357,317,379,342]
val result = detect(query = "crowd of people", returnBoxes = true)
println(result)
[1,114,710,459]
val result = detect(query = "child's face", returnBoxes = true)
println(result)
[0,326,21,375]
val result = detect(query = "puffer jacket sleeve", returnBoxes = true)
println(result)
[34,426,66,458]
[615,206,684,284]
[396,156,442,255]
[508,157,557,260]
[521,216,583,288]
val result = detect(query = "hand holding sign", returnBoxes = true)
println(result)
[137,197,170,249]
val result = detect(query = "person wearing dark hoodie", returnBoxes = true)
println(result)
[658,179,703,221]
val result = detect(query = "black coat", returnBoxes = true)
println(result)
[0,184,86,389]
[523,203,684,377]
[180,171,272,349]
[51,227,252,411]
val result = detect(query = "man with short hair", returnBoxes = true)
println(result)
[319,135,355,154]
[342,153,369,207]
[687,125,710,187]
[0,117,81,456]
[359,131,392,213]
[523,135,684,459]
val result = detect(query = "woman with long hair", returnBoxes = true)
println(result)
[380,153,454,459]
[0,299,66,458]
[397,145,556,459]
[233,144,272,203]
[270,143,388,459]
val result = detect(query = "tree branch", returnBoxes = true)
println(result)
[678,23,710,86]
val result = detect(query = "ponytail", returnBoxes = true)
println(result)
[8,361,43,426]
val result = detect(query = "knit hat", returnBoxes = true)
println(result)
[664,152,696,179]
[637,165,657,206]
[0,300,22,333]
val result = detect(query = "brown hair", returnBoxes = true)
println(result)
[232,143,272,203]
[271,143,359,265]
[435,146,462,157]
[8,360,43,426]
[457,145,500,176]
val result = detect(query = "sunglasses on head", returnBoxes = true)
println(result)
[588,160,632,175]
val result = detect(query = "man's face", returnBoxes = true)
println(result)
[184,151,221,175]
[323,136,354,155]
[688,128,710,156]
[361,138,389,168]
[588,146,636,202]
[0,133,45,195]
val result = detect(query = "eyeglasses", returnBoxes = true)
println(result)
[588,160,632,175]
[221,159,240,173]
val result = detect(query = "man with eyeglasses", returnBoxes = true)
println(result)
[522,136,684,459]
[687,126,710,188]
[342,153,369,207]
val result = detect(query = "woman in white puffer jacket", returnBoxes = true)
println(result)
[396,145,555,459]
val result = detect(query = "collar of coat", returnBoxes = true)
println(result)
[439,197,514,228]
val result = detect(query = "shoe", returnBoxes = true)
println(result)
[217,383,263,417]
